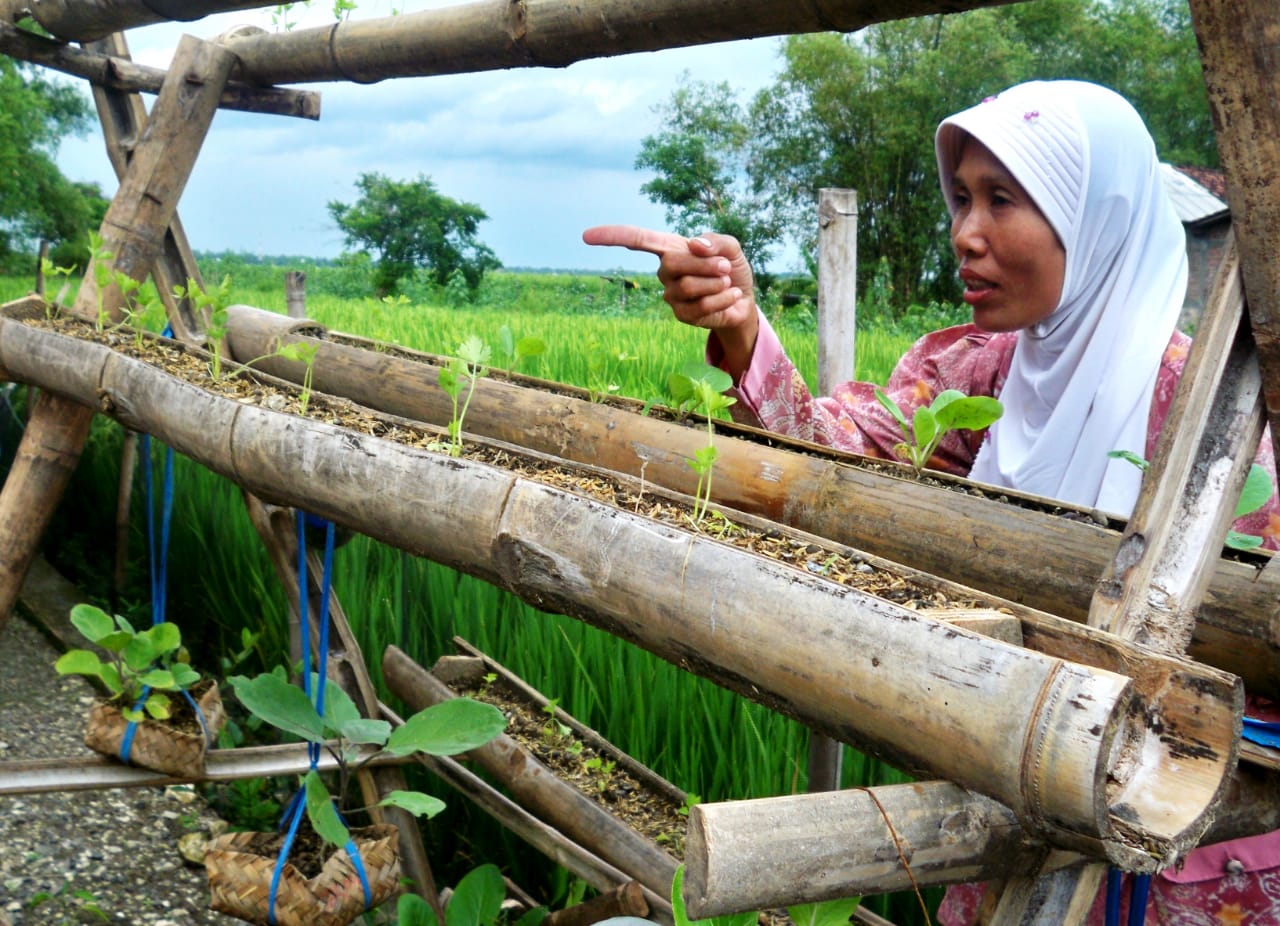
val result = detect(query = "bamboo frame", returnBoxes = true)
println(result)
[0,303,1245,871]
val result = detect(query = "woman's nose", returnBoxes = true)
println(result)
[952,209,987,257]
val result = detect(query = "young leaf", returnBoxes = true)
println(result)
[69,604,115,643]
[1107,449,1150,472]
[873,387,910,431]
[1235,463,1273,519]
[55,650,106,680]
[456,335,491,368]
[385,697,506,757]
[933,394,1003,432]
[229,673,326,743]
[1226,530,1264,551]
[787,898,862,926]
[303,769,351,847]
[910,406,938,464]
[397,894,439,926]
[144,692,172,720]
[445,863,505,926]
[339,717,393,746]
[379,789,446,820]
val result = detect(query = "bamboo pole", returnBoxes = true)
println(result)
[215,0,1022,86]
[0,21,320,119]
[1188,0,1280,462]
[0,308,1243,869]
[222,307,1280,699]
[0,35,233,631]
[682,761,1280,915]
[13,0,268,41]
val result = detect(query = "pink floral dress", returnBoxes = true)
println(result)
[713,316,1280,924]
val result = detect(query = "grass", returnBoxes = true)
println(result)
[4,263,941,921]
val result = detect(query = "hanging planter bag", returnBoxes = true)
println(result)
[206,822,401,926]
[83,678,225,778]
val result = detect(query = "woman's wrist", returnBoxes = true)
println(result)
[712,309,760,384]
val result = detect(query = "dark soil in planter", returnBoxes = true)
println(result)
[26,312,991,615]
[452,671,688,858]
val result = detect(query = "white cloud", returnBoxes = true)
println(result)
[53,2,796,272]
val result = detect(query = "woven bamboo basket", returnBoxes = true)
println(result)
[206,823,401,926]
[83,679,225,778]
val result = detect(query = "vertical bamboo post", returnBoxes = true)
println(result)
[817,189,858,388]
[808,188,857,793]
[285,270,307,318]
[0,34,234,632]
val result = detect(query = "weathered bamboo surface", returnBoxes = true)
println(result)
[383,646,680,904]
[225,307,1280,700]
[10,0,1022,72]
[0,21,320,119]
[682,763,1280,915]
[0,304,1244,869]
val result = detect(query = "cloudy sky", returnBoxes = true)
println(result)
[54,1,795,274]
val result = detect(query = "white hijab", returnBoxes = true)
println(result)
[934,80,1187,516]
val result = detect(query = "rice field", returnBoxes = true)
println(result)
[4,264,946,922]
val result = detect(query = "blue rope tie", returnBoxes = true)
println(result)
[120,435,177,762]
[1106,869,1152,926]
[268,513,370,922]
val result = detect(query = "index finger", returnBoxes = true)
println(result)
[582,224,692,257]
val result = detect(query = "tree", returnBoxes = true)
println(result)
[327,172,500,296]
[0,57,95,270]
[636,76,782,278]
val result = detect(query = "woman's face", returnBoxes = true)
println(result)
[950,138,1066,333]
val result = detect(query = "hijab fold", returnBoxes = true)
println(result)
[935,81,1187,516]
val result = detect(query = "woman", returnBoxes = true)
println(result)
[585,80,1280,924]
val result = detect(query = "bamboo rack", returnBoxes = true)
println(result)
[0,300,1245,871]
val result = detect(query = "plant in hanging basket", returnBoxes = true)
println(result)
[207,671,506,926]
[54,603,225,777]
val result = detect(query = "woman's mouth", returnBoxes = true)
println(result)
[960,269,996,305]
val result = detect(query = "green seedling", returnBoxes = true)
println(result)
[540,698,572,743]
[667,361,737,524]
[496,324,546,375]
[276,341,321,415]
[430,335,490,457]
[1108,451,1274,551]
[394,863,547,926]
[874,386,1003,472]
[228,671,505,852]
[585,340,636,403]
[678,793,702,818]
[173,275,233,382]
[55,603,201,723]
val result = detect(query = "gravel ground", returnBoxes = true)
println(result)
[0,574,240,926]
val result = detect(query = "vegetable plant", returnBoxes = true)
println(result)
[1108,451,1274,551]
[173,275,233,381]
[874,387,1003,473]
[54,603,202,723]
[430,335,491,457]
[667,361,737,524]
[276,341,321,415]
[393,863,546,926]
[228,670,505,851]
[496,324,546,375]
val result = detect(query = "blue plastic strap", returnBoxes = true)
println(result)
[118,687,151,764]
[1128,874,1151,926]
[1105,868,1122,926]
[268,791,309,925]
[1243,717,1280,749]
[344,837,374,909]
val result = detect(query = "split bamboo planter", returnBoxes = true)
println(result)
[0,298,1243,871]
[224,305,1280,702]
